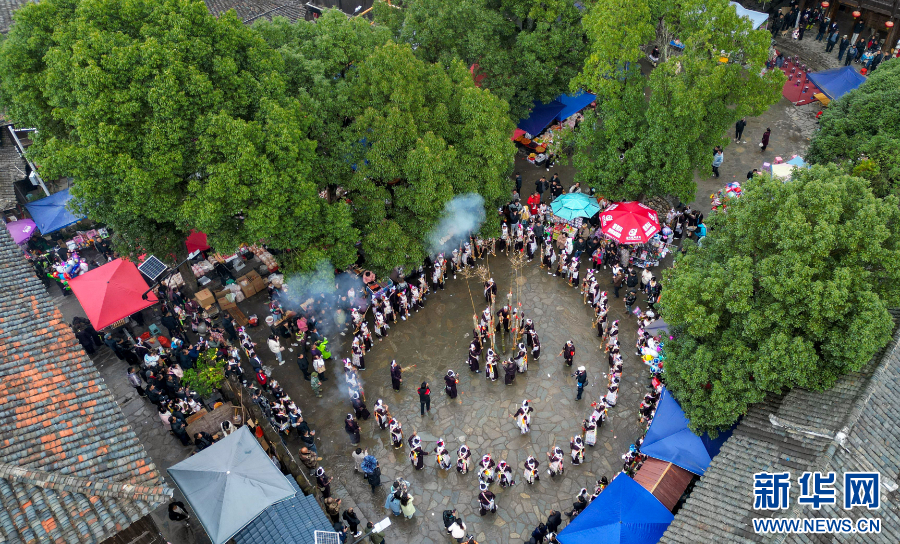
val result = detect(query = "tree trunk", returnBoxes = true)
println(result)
[179,258,199,295]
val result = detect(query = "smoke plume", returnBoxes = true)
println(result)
[427,193,486,256]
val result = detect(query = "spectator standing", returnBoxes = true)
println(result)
[760,128,771,151]
[417,382,431,416]
[734,118,746,143]
[127,367,146,397]
[343,508,362,537]
[366,521,386,544]
[712,148,723,178]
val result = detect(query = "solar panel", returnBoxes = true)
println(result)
[314,531,341,544]
[138,255,169,281]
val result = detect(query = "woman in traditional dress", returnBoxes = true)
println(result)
[457,445,472,474]
[345,414,361,444]
[547,446,565,477]
[444,370,459,399]
[389,418,403,448]
[570,436,585,465]
[523,456,540,484]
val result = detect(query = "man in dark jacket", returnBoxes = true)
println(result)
[194,432,215,451]
[546,510,562,533]
[161,311,181,337]
[612,271,626,298]
[170,416,191,446]
[535,177,548,202]
[297,352,311,380]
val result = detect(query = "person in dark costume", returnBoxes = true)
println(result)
[444,370,459,399]
[483,278,497,303]
[529,330,541,360]
[351,392,371,420]
[562,340,575,367]
[390,360,402,391]
[345,414,361,444]
[478,482,497,516]
[467,341,481,373]
[496,305,511,335]
[316,467,334,498]
[503,359,516,385]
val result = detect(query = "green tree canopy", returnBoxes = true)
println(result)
[806,58,900,199]
[373,0,587,119]
[256,13,516,275]
[570,0,783,202]
[661,166,900,432]
[0,0,358,271]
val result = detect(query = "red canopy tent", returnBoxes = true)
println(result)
[185,230,210,253]
[68,258,158,330]
[600,201,661,244]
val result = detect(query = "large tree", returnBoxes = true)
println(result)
[806,58,900,199]
[661,165,900,432]
[570,0,783,202]
[256,13,516,275]
[373,0,587,119]
[0,0,358,271]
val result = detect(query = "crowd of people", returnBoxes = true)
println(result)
[70,169,693,543]
[771,4,899,69]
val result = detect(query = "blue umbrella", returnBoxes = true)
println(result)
[551,193,601,221]
[361,455,378,474]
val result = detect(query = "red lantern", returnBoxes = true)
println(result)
[821,1,829,7]
[853,10,862,18]
[887,21,895,28]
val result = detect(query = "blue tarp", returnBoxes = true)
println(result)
[701,423,736,459]
[730,2,769,29]
[641,387,712,475]
[518,100,565,136]
[807,66,866,101]
[557,91,597,121]
[786,156,807,168]
[24,188,85,234]
[558,473,674,544]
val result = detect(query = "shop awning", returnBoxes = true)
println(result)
[24,188,85,234]
[68,258,158,330]
[633,457,696,512]
[807,66,866,101]
[168,427,297,544]
[641,387,713,475]
[186,229,210,253]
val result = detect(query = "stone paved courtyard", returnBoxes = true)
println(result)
[300,251,651,543]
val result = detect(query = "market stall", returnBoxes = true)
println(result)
[24,188,86,234]
[68,258,159,330]
[599,201,666,268]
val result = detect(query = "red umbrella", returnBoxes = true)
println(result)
[68,258,158,330]
[600,201,661,244]
[185,230,210,253]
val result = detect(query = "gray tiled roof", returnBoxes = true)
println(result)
[233,480,333,544]
[0,0,29,34]
[0,123,25,210]
[661,310,900,543]
[203,0,307,23]
[0,225,172,544]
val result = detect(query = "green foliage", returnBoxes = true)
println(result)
[256,13,516,275]
[182,349,226,397]
[571,0,784,202]
[662,166,900,432]
[807,58,900,198]
[373,0,587,119]
[0,0,358,272]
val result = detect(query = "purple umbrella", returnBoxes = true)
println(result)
[5,219,37,245]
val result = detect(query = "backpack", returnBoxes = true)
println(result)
[443,510,456,528]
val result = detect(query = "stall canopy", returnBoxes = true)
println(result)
[24,188,85,234]
[518,100,565,136]
[641,387,712,475]
[5,219,37,245]
[551,193,601,221]
[558,472,674,544]
[168,426,297,544]
[557,91,597,120]
[68,258,158,330]
[185,229,211,253]
[807,66,866,101]
[730,2,768,28]
[517,91,597,136]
